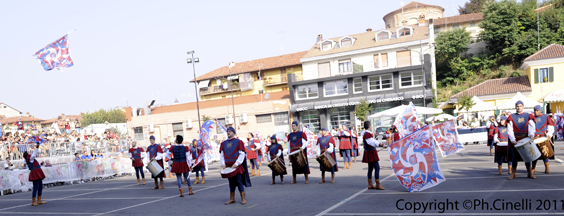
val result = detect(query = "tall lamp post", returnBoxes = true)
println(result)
[228,62,237,128]
[187,51,202,130]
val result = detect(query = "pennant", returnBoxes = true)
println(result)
[33,34,74,71]
[388,125,445,192]
[431,119,464,157]
[393,102,419,137]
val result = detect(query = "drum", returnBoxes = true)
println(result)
[515,137,541,163]
[288,150,307,167]
[220,167,237,179]
[267,157,286,175]
[497,142,508,147]
[316,151,336,171]
[534,137,554,159]
[147,160,163,177]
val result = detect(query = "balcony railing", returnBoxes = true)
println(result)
[199,83,240,95]
[263,76,288,86]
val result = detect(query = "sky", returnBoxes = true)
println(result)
[0,0,467,119]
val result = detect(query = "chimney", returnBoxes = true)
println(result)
[316,34,323,43]
[366,28,372,32]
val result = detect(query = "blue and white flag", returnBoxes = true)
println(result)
[33,34,74,71]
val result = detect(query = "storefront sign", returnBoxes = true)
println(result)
[296,107,309,112]
[314,102,361,110]
[411,94,426,100]
[367,97,404,104]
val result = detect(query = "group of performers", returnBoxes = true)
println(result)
[487,101,555,179]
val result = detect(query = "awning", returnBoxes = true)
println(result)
[290,103,315,112]
[544,89,564,103]
[197,80,210,88]
[458,96,497,113]
[498,92,541,110]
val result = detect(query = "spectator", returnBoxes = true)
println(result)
[75,119,81,135]
[471,118,480,129]
[30,121,37,135]
[104,121,110,132]
[80,151,92,161]
[51,120,59,135]
[90,150,97,159]
[96,150,104,159]
[74,153,81,162]
[0,123,3,140]
[58,120,65,135]
[4,157,15,170]
[14,118,24,133]
[65,120,71,134]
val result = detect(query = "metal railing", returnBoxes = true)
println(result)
[263,76,288,86]
[199,83,241,95]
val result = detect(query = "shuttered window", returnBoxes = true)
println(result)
[397,51,411,67]
[318,62,331,78]
[381,53,388,67]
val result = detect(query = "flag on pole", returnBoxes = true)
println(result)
[393,102,419,137]
[432,119,464,157]
[388,125,446,192]
[215,118,228,140]
[302,125,318,157]
[33,34,74,71]
[194,120,214,170]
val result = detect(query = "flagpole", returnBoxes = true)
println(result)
[67,29,77,35]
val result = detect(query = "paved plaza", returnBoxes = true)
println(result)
[1,142,564,216]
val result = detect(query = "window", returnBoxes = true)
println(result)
[353,78,362,93]
[435,27,441,31]
[301,110,320,133]
[397,50,411,67]
[282,87,288,91]
[374,53,388,68]
[399,28,411,37]
[540,68,549,83]
[453,25,460,29]
[318,62,331,78]
[296,84,318,99]
[341,38,352,47]
[324,80,348,96]
[216,118,225,134]
[470,23,476,27]
[273,113,289,126]
[338,59,352,73]
[330,107,352,130]
[172,123,183,137]
[322,41,332,50]
[377,32,389,40]
[256,114,272,123]
[400,71,424,87]
[134,127,143,141]
[369,75,393,91]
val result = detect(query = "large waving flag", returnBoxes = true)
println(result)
[33,34,74,71]
[215,118,228,140]
[432,119,464,157]
[388,125,445,192]
[302,125,318,157]
[193,120,215,170]
[393,102,419,137]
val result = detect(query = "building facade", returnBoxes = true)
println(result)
[289,25,434,133]
[0,103,22,118]
[383,1,444,29]
[521,44,564,112]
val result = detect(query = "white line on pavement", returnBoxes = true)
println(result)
[361,188,564,195]
[324,213,564,215]
[315,173,395,216]
[0,212,98,215]
[1,197,170,201]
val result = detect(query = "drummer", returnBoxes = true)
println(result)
[361,121,385,190]
[220,126,251,205]
[351,128,359,163]
[531,105,555,174]
[287,121,310,184]
[128,141,145,185]
[507,100,536,180]
[493,116,512,175]
[191,139,207,184]
[267,135,286,184]
[168,135,193,197]
[487,116,498,156]
[246,133,260,177]
[316,127,338,184]
[337,124,353,169]
[146,135,165,189]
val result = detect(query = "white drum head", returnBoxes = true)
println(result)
[220,167,236,174]
[497,142,508,146]
[288,150,300,156]
[534,137,548,144]
[515,137,531,147]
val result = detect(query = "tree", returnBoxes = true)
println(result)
[355,99,371,122]
[479,0,520,56]
[81,108,126,127]
[457,92,476,113]
[435,28,472,83]
[459,0,494,14]
[202,115,211,122]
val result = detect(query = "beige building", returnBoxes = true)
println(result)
[434,13,486,55]
[383,1,444,29]
[0,102,22,118]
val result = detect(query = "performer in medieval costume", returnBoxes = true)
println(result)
[191,139,206,184]
[487,116,498,156]
[169,135,193,197]
[351,128,359,163]
[246,133,260,176]
[128,141,145,185]
[316,127,338,183]
[493,116,512,175]
[221,127,251,205]
[337,124,353,169]
[287,121,310,184]
[146,135,165,189]
[266,135,286,184]
[531,105,555,174]
[24,142,47,206]
[257,136,264,167]
[362,121,385,190]
[507,100,536,180]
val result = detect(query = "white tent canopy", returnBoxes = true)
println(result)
[544,89,564,103]
[368,105,443,119]
[426,113,455,122]
[498,92,541,110]
[458,96,497,113]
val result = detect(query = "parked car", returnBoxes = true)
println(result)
[374,126,388,144]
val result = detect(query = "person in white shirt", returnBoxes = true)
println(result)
[471,118,481,129]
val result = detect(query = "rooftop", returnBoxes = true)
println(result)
[383,1,444,21]
[449,76,532,99]
[0,116,45,125]
[523,44,564,62]
[433,13,483,26]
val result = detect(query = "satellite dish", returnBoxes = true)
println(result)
[265,93,270,100]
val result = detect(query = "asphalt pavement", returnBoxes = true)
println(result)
[1,142,564,216]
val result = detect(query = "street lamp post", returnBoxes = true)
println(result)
[187,51,202,130]
[228,62,236,128]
